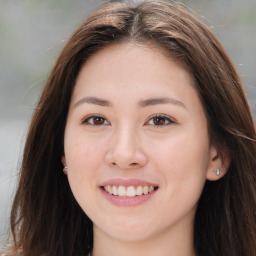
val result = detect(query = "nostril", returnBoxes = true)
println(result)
[129,163,139,166]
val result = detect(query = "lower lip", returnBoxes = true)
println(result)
[100,187,157,206]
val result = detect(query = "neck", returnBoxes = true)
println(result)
[91,221,196,256]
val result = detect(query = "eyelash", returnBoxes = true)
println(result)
[81,114,175,127]
[81,114,110,126]
[146,114,175,127]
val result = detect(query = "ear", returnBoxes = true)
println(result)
[206,145,230,181]
[61,156,68,175]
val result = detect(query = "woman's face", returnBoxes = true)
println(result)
[63,43,220,243]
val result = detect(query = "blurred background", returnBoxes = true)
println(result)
[0,0,255,244]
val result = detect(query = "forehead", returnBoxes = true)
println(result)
[72,42,196,99]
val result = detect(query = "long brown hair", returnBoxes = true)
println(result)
[2,1,256,255]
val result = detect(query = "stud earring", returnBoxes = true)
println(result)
[214,168,221,176]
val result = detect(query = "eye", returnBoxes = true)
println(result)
[146,114,175,126]
[81,115,109,126]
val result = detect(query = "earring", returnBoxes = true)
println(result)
[214,168,221,176]
[63,166,68,175]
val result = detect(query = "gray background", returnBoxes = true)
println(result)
[1,0,255,244]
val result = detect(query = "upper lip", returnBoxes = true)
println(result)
[99,178,158,187]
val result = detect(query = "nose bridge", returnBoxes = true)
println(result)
[116,123,136,149]
[106,122,147,169]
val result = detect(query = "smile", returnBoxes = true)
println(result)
[99,178,159,206]
[102,185,158,197]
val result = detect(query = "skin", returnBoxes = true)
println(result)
[62,43,226,256]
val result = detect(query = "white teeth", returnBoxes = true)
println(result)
[136,185,143,196]
[117,186,126,197]
[107,185,112,194]
[149,186,154,193]
[143,186,149,195]
[112,186,118,195]
[103,185,156,197]
[127,186,136,197]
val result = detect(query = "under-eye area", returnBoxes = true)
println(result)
[101,185,159,197]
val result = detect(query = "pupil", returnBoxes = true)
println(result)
[94,117,104,125]
[153,116,165,125]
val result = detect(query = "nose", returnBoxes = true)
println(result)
[105,126,147,170]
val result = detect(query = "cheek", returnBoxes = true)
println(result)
[147,129,210,179]
[65,132,107,170]
[64,136,105,210]
[152,133,209,217]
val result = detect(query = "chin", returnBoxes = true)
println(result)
[95,216,161,242]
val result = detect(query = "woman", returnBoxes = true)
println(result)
[1,0,256,255]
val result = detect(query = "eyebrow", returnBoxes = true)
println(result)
[74,96,186,109]
[139,97,186,109]
[74,96,112,108]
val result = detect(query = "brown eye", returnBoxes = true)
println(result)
[92,116,105,125]
[82,115,109,126]
[153,116,166,125]
[146,114,174,126]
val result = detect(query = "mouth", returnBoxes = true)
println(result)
[101,185,159,197]
[99,178,159,206]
